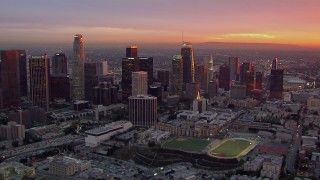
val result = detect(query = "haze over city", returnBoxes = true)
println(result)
[1,0,320,48]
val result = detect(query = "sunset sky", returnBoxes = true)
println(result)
[1,0,320,47]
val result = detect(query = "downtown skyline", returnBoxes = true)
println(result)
[1,0,320,47]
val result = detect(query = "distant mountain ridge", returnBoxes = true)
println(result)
[195,42,305,50]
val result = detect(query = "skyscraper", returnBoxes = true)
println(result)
[29,55,50,111]
[229,57,240,82]
[18,50,28,97]
[219,65,230,91]
[126,45,138,58]
[50,53,70,102]
[240,62,255,95]
[270,69,284,100]
[71,34,85,100]
[50,75,70,102]
[203,55,214,92]
[121,56,153,101]
[272,58,279,70]
[240,62,253,85]
[122,57,139,100]
[181,42,195,84]
[132,71,148,96]
[170,55,183,95]
[255,71,264,90]
[139,57,153,86]
[0,50,21,109]
[51,53,68,75]
[195,64,208,92]
[157,70,169,86]
[84,60,109,101]
[84,62,98,101]
[128,95,157,127]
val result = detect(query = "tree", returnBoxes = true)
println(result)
[12,140,19,147]
[148,141,155,147]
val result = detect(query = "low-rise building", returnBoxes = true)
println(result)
[0,162,35,179]
[49,158,77,177]
[244,154,283,180]
[49,156,91,177]
[0,121,25,140]
[85,121,132,147]
[177,110,199,120]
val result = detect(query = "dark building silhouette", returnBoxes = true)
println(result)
[229,57,240,82]
[149,85,162,103]
[270,69,284,100]
[170,55,183,95]
[8,107,46,128]
[230,84,246,100]
[219,65,230,91]
[195,64,208,92]
[208,80,218,99]
[255,71,264,90]
[50,75,70,102]
[139,57,153,87]
[84,61,109,101]
[122,57,140,100]
[181,42,195,84]
[29,55,50,111]
[0,50,21,109]
[93,82,118,106]
[185,82,200,100]
[240,62,253,85]
[272,58,279,70]
[18,50,28,97]
[126,45,138,58]
[84,62,99,101]
[157,70,169,86]
[240,62,255,95]
[121,57,153,101]
[51,53,68,75]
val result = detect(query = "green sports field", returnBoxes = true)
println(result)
[209,139,252,157]
[162,137,211,152]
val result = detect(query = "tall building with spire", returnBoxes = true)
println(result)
[193,91,207,113]
[181,42,195,84]
[71,34,85,100]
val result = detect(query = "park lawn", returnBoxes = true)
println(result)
[210,139,251,157]
[162,138,210,152]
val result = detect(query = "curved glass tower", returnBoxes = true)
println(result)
[72,34,85,100]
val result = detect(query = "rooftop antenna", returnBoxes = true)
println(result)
[182,32,184,44]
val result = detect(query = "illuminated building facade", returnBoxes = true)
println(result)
[126,45,138,58]
[29,55,50,111]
